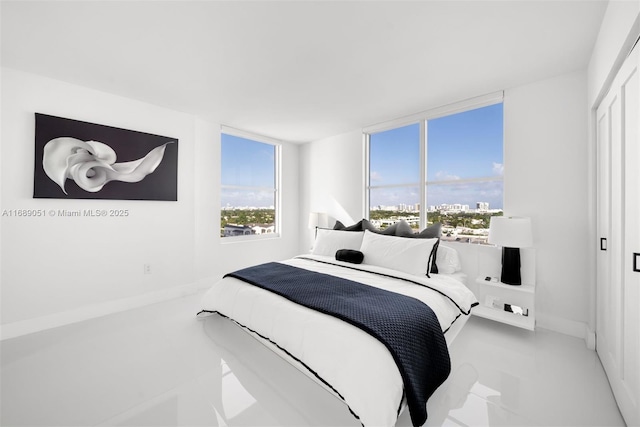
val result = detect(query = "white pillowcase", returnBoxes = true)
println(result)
[359,230,438,277]
[311,229,364,257]
[435,244,462,274]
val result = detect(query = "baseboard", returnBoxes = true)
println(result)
[585,327,597,350]
[537,312,594,348]
[0,279,215,341]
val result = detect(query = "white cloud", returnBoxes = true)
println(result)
[221,189,274,208]
[370,187,419,207]
[435,171,461,181]
[370,171,383,182]
[493,162,504,175]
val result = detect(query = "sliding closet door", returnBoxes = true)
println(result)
[620,46,640,426]
[596,82,618,388]
[596,45,640,427]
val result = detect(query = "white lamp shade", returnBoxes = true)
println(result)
[308,212,328,229]
[488,216,533,248]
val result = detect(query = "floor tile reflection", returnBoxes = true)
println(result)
[0,292,625,427]
[419,317,624,427]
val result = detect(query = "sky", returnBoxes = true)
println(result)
[221,134,275,208]
[221,103,504,209]
[369,103,504,209]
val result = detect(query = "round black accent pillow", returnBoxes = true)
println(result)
[335,249,364,264]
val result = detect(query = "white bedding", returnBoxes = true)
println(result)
[200,254,477,426]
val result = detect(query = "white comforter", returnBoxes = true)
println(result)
[200,255,477,426]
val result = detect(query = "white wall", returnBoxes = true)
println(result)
[1,68,300,337]
[1,68,196,327]
[298,129,364,253]
[299,70,591,339]
[504,70,589,337]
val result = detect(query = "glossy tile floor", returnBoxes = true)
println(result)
[1,291,624,427]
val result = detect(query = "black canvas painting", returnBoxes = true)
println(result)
[34,113,178,201]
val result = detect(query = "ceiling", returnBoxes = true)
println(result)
[1,1,607,143]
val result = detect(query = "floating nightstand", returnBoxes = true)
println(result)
[473,276,536,330]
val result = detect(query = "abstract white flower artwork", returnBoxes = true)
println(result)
[42,137,172,194]
[34,114,178,200]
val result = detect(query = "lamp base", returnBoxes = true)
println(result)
[501,247,522,286]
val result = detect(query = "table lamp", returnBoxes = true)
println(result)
[488,216,533,286]
[308,212,328,229]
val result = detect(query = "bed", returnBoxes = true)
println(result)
[199,223,478,427]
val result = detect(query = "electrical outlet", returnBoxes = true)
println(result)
[144,264,151,274]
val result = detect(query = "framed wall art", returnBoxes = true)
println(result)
[33,113,178,201]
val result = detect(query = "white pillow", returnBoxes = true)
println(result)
[359,230,438,277]
[311,229,364,257]
[435,244,462,274]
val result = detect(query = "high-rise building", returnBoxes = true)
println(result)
[476,202,489,211]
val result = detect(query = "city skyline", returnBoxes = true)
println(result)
[370,201,501,213]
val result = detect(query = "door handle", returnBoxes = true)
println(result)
[600,238,607,251]
[634,253,640,272]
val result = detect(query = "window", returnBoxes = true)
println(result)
[221,129,279,239]
[365,95,504,244]
[368,123,422,230]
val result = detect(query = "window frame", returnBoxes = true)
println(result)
[364,91,504,231]
[220,126,281,241]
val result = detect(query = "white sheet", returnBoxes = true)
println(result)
[200,255,477,426]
